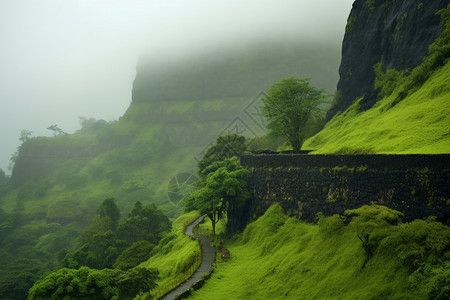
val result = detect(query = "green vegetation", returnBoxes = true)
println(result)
[0,39,340,299]
[303,60,450,154]
[197,134,247,175]
[28,266,158,300]
[262,77,328,152]
[138,211,201,299]
[22,199,169,299]
[304,4,450,154]
[186,156,250,235]
[60,199,170,270]
[345,16,357,33]
[189,204,449,299]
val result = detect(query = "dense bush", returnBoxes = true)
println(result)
[28,266,158,300]
[114,241,155,270]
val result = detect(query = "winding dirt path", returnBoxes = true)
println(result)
[160,215,215,300]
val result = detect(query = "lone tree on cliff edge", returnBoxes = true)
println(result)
[262,77,327,152]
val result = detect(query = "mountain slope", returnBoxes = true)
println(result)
[188,204,449,299]
[303,59,450,154]
[303,2,450,154]
[328,0,448,119]
[0,40,341,299]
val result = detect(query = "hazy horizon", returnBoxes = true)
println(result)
[0,0,355,173]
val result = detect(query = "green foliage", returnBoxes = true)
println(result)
[381,218,450,269]
[0,256,48,300]
[304,6,450,154]
[303,60,450,154]
[186,157,250,235]
[0,40,342,299]
[374,57,408,99]
[116,201,171,245]
[139,211,201,299]
[345,205,403,263]
[62,199,170,270]
[0,168,11,197]
[114,241,155,270]
[189,204,450,299]
[96,198,121,231]
[345,16,357,33]
[409,262,450,299]
[62,231,127,269]
[46,199,84,225]
[47,124,66,136]
[28,266,158,300]
[317,213,345,236]
[262,77,328,152]
[116,267,159,299]
[78,117,109,133]
[395,4,450,101]
[197,134,247,176]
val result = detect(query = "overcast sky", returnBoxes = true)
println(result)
[0,0,354,173]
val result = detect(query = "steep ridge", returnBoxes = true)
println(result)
[328,0,448,119]
[305,1,450,154]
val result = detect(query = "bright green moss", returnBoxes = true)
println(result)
[137,211,201,299]
[303,61,450,154]
[189,204,449,299]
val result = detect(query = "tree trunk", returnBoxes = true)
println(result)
[211,218,216,235]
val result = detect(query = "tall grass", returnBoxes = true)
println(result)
[137,211,201,299]
[303,61,450,154]
[189,204,449,299]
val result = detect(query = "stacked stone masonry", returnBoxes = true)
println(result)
[240,154,450,225]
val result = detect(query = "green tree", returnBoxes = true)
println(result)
[19,129,33,143]
[46,124,65,136]
[114,241,155,270]
[198,134,247,175]
[187,157,250,235]
[0,169,11,197]
[9,130,33,171]
[28,266,158,300]
[117,267,159,299]
[62,199,126,269]
[262,77,327,152]
[96,198,121,231]
[116,201,171,246]
[62,231,127,269]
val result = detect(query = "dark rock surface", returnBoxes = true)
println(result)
[240,154,450,228]
[328,0,448,119]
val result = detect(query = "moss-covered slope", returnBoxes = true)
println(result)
[303,60,450,154]
[189,204,449,299]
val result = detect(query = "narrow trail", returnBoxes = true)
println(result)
[160,215,215,300]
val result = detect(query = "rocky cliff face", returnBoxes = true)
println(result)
[328,0,448,119]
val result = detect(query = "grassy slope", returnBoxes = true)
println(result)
[138,211,201,299]
[188,205,435,300]
[303,61,450,154]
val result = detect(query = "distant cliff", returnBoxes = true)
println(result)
[131,41,341,103]
[328,0,448,119]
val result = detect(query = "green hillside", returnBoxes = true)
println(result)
[188,204,449,299]
[303,5,450,154]
[303,60,450,154]
[0,41,340,299]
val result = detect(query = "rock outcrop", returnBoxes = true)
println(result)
[328,0,448,119]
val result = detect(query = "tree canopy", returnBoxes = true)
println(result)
[186,157,250,235]
[27,266,158,300]
[262,77,327,152]
[198,134,247,175]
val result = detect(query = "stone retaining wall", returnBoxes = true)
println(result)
[240,154,450,225]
